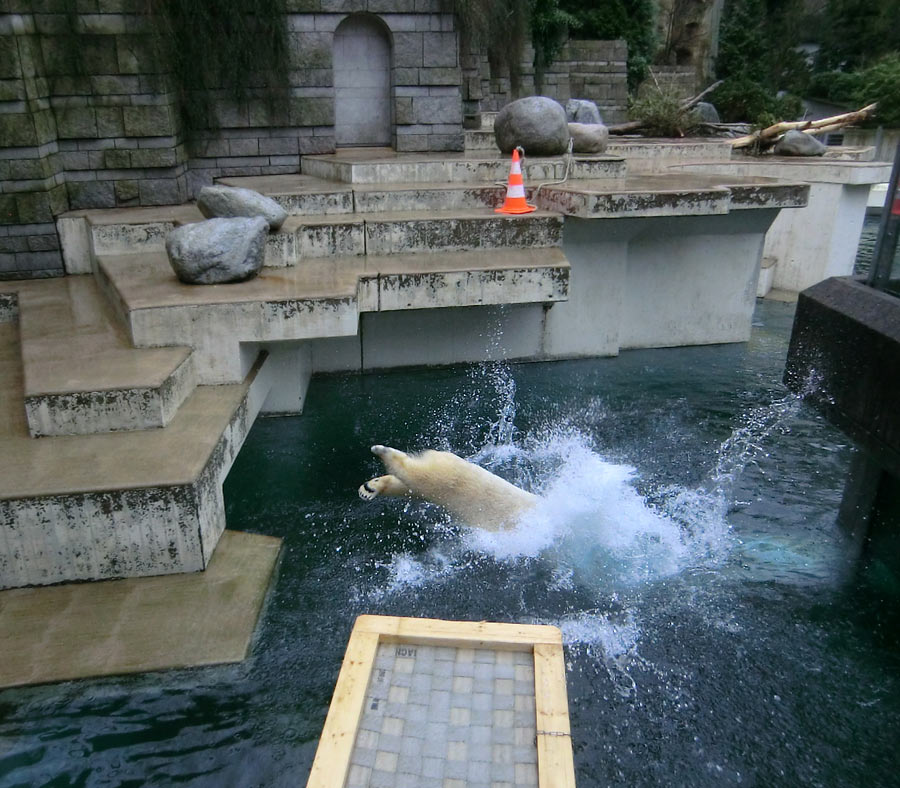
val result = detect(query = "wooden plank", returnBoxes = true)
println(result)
[534,642,576,788]
[355,614,562,648]
[306,624,380,788]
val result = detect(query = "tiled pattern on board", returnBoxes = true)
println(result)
[346,643,538,788]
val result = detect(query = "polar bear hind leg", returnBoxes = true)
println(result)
[363,444,538,531]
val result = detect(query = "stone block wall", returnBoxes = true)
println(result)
[641,65,699,99]
[460,37,628,125]
[542,40,628,124]
[1,13,67,279]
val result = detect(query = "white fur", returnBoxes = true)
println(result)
[359,444,538,531]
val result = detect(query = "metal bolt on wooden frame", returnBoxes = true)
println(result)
[306,614,576,788]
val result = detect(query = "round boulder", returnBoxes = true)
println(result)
[565,98,603,125]
[166,216,269,285]
[568,122,609,154]
[197,185,287,230]
[494,96,570,156]
[774,129,827,156]
[693,101,720,123]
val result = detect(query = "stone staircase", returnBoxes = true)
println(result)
[2,148,811,590]
[1,149,608,589]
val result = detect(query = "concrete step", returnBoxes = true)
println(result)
[267,215,365,265]
[535,175,810,218]
[220,174,510,214]
[301,151,626,184]
[463,111,497,131]
[353,182,505,213]
[216,173,354,216]
[78,203,562,269]
[79,205,365,267]
[362,210,562,256]
[96,252,363,383]
[357,248,569,312]
[0,318,274,589]
[12,277,195,437]
[86,204,205,258]
[96,246,569,383]
[465,130,499,152]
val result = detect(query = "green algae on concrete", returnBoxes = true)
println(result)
[0,530,281,689]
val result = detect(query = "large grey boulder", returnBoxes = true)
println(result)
[774,129,827,156]
[166,216,269,285]
[197,185,287,230]
[693,101,720,123]
[565,98,603,125]
[568,122,609,153]
[495,96,570,156]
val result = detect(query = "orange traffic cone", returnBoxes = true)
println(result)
[495,149,536,214]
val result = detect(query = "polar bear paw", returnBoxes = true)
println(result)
[359,474,411,500]
[359,478,380,501]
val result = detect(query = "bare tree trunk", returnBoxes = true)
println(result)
[730,104,878,149]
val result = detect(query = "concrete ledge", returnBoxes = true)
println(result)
[672,160,884,293]
[0,530,281,688]
[96,254,361,382]
[267,215,366,266]
[0,328,273,587]
[539,182,731,218]
[217,173,354,216]
[605,138,734,174]
[95,245,570,382]
[536,176,808,219]
[301,150,626,184]
[85,205,205,256]
[363,210,562,255]
[23,353,194,437]
[15,277,196,436]
[353,183,506,213]
[358,249,569,311]
[676,158,892,185]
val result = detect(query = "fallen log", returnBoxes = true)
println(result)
[730,103,878,149]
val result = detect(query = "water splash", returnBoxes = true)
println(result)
[709,390,802,505]
[556,610,645,698]
[372,363,830,598]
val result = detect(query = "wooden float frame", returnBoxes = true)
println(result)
[306,614,576,788]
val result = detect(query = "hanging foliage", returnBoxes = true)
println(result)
[146,0,290,132]
[531,0,581,77]
[454,0,530,90]
[558,0,657,89]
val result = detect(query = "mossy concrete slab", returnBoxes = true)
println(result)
[0,530,281,689]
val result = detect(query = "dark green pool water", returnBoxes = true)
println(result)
[2,300,899,787]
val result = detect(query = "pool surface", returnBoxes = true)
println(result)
[1,300,899,787]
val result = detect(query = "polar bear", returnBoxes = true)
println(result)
[359,444,538,531]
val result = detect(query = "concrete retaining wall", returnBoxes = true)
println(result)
[297,208,778,375]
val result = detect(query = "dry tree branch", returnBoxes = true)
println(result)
[730,103,878,149]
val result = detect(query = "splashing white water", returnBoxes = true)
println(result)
[466,429,722,589]
[370,364,822,601]
[556,610,646,697]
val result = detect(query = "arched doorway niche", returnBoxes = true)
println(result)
[333,14,392,147]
